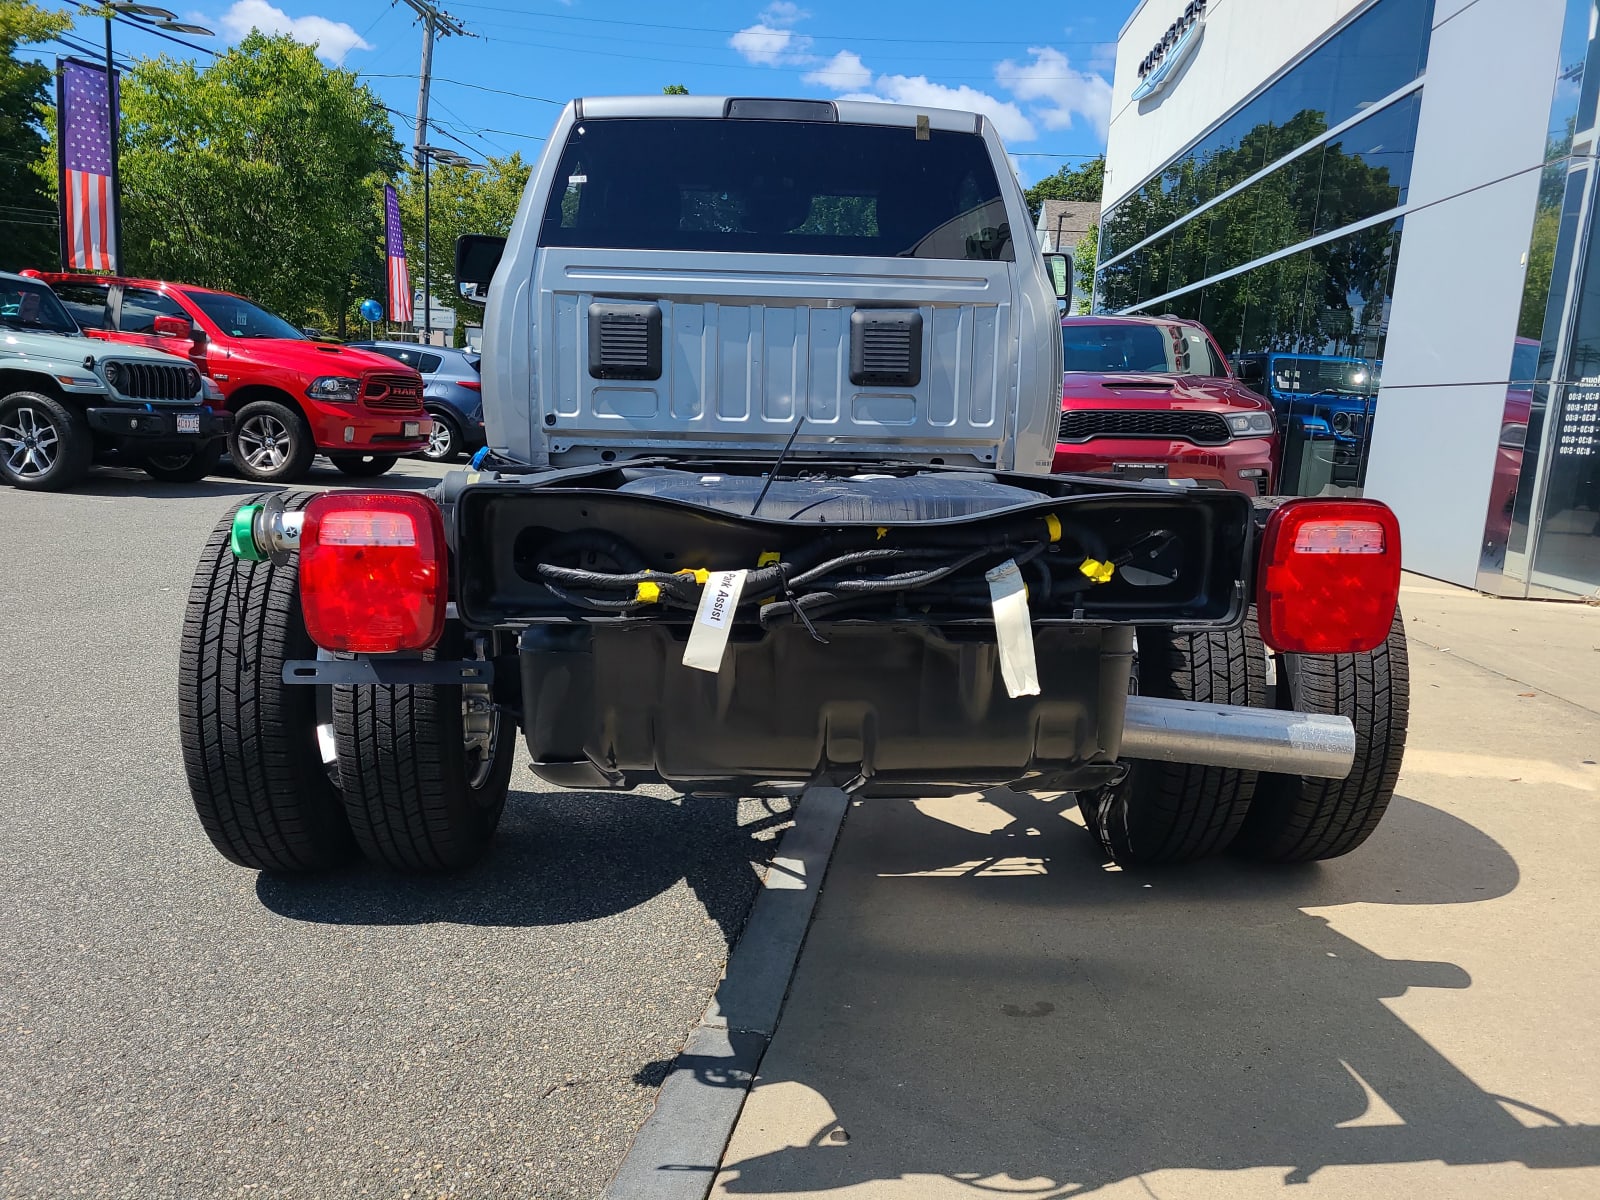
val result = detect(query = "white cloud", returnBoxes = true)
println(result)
[996,47,1112,138]
[730,24,808,65]
[841,75,1036,143]
[218,1,373,64]
[729,2,816,65]
[801,50,871,91]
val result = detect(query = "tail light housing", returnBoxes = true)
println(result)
[299,493,447,653]
[1256,498,1401,655]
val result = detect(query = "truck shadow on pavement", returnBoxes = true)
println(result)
[254,789,793,947]
[701,791,1600,1196]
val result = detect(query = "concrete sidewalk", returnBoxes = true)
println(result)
[710,577,1600,1198]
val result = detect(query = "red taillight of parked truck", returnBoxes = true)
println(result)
[299,493,447,653]
[1256,498,1402,655]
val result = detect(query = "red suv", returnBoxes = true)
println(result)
[30,273,430,482]
[1055,315,1277,495]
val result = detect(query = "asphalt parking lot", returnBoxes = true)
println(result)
[0,459,792,1199]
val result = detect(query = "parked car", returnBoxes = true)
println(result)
[0,271,229,490]
[28,272,430,483]
[1233,352,1380,489]
[1055,315,1278,495]
[346,341,484,462]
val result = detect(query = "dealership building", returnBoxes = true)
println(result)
[1099,0,1600,599]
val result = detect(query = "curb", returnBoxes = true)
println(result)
[605,785,850,1200]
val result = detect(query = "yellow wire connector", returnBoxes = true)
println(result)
[1079,558,1115,584]
[876,527,889,540]
[756,552,781,567]
[1044,514,1062,543]
[675,568,711,584]
[635,581,663,603]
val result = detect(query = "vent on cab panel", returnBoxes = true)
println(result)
[850,309,923,388]
[587,301,662,380]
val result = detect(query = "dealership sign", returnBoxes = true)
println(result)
[1133,0,1206,101]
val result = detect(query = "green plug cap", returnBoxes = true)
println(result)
[230,504,265,561]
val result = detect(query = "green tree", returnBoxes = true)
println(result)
[41,32,401,332]
[396,152,531,331]
[662,83,689,94]
[0,1,69,270]
[1023,156,1104,224]
[1072,222,1098,314]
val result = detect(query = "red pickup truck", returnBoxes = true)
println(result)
[1055,315,1278,495]
[29,272,429,482]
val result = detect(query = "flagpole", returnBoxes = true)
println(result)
[103,12,123,274]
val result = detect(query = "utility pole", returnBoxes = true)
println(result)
[397,0,467,168]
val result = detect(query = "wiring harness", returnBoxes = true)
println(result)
[526,514,1176,634]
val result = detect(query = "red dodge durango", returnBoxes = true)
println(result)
[1054,315,1278,495]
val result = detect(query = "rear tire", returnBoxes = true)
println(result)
[1081,617,1266,864]
[178,493,356,871]
[1234,609,1409,863]
[330,453,398,477]
[230,399,315,483]
[333,626,514,871]
[143,438,224,483]
[0,390,92,491]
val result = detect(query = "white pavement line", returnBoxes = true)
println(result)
[604,785,851,1200]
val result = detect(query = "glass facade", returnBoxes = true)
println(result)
[1099,0,1434,261]
[1096,0,1431,495]
[1484,0,1600,596]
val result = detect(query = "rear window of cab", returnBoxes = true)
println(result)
[540,118,1014,261]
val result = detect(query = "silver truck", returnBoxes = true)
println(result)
[0,271,228,489]
[177,97,1408,876]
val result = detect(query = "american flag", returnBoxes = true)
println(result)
[384,185,412,324]
[57,59,119,271]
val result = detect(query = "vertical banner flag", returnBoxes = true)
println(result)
[384,184,413,324]
[57,59,119,271]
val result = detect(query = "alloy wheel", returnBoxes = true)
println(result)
[236,413,292,471]
[424,417,454,461]
[0,406,61,479]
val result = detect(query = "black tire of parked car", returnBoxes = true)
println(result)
[1080,615,1267,864]
[0,390,93,491]
[230,398,316,484]
[330,453,399,477]
[419,409,460,462]
[332,625,514,872]
[142,438,225,483]
[1233,608,1409,863]
[178,493,357,872]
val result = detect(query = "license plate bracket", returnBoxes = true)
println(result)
[403,421,421,437]
[1112,462,1168,481]
[176,414,200,434]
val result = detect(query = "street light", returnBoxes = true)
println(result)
[86,2,214,273]
[415,143,469,342]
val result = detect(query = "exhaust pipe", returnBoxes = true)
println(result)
[1121,695,1356,779]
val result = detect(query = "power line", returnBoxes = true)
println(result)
[358,72,561,106]
[446,2,1112,47]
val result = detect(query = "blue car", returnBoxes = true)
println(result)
[347,341,485,462]
[1233,352,1380,488]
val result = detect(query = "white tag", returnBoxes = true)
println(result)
[986,559,1040,698]
[683,569,748,673]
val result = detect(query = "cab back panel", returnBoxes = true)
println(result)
[535,249,1015,464]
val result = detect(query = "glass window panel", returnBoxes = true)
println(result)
[1100,0,1434,260]
[1099,95,1419,310]
[117,287,186,335]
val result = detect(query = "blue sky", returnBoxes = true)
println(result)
[39,0,1138,183]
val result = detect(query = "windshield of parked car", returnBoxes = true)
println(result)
[1061,322,1224,376]
[541,118,1013,261]
[184,290,306,340]
[1270,356,1377,396]
[0,280,78,336]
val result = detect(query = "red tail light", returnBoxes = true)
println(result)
[1256,498,1401,655]
[458,380,481,391]
[299,493,447,653]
